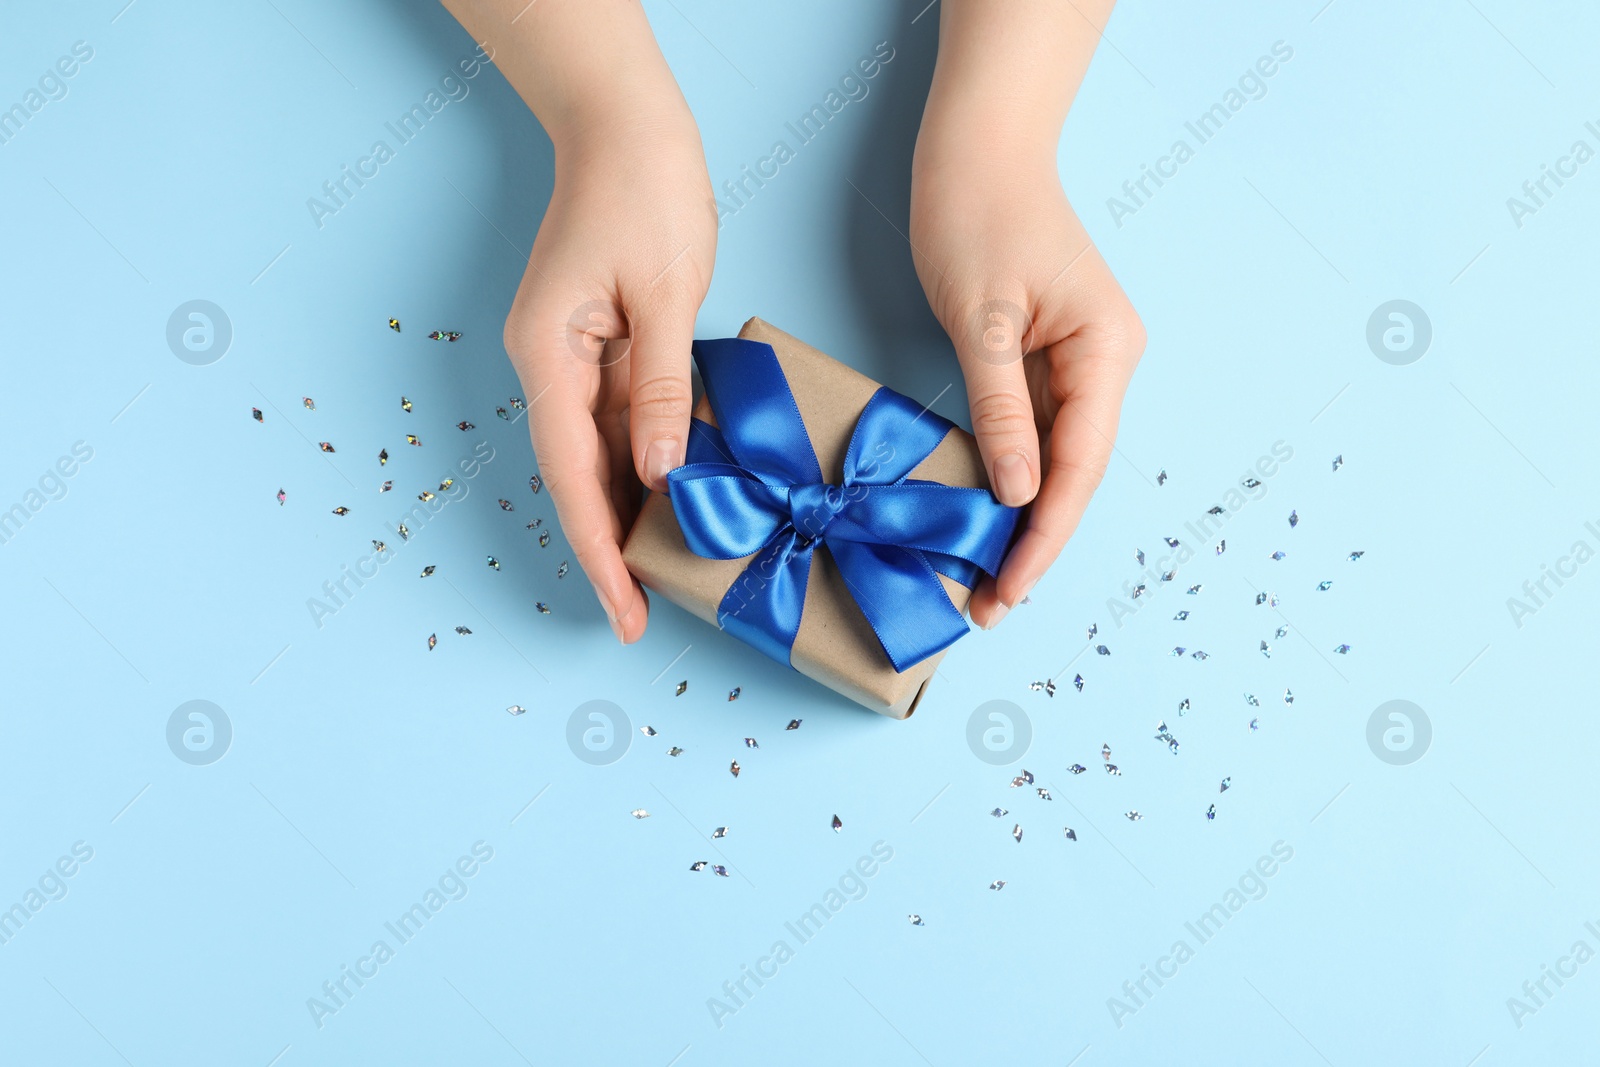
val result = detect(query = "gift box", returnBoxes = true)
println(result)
[622,318,1019,718]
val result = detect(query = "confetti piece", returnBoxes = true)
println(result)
[406,435,421,446]
[332,506,349,516]
[1068,764,1086,775]
[1215,540,1226,555]
[1125,811,1142,821]
[372,540,387,553]
[389,319,401,332]
[1019,768,1035,784]
[486,556,499,570]
[1105,764,1121,776]
[1157,469,1167,486]
[1087,623,1098,640]
[1071,675,1082,693]
[455,626,471,635]
[1275,626,1288,638]
[1102,744,1111,761]
[1317,580,1333,591]
[439,479,453,491]
[989,880,1006,891]
[729,761,740,778]
[1288,510,1299,528]
[1161,570,1177,582]
[379,449,388,465]
[510,397,525,410]
[556,562,569,579]
[401,397,412,413]
[1095,644,1110,656]
[1064,828,1077,841]
[398,523,410,540]
[832,815,843,832]
[1261,641,1271,658]
[418,491,435,503]
[690,861,707,872]
[1174,610,1190,621]
[744,738,759,749]
[712,826,728,839]
[1178,698,1190,713]
[727,687,741,701]
[420,566,435,577]
[1187,584,1202,595]
[1206,804,1216,821]
[428,331,461,342]
[499,499,514,511]
[457,421,475,431]
[526,519,542,530]
[529,475,542,494]
[1170,647,1187,657]
[641,726,658,737]
[667,747,683,756]
[1131,584,1147,599]
[1348,551,1364,561]
[1271,551,1286,561]
[1191,650,1209,660]
[1219,777,1231,793]
[535,602,551,614]
[1246,694,1259,707]
[1334,643,1351,654]
[1164,537,1180,548]
[631,809,649,819]
[319,442,335,453]
[1249,718,1260,731]
[252,407,263,422]
[303,397,315,410]
[1284,689,1294,705]
[1012,824,1023,843]
[1332,454,1343,472]
[539,531,551,548]
[991,808,1008,818]
[496,407,508,420]
[909,914,925,925]
[675,681,688,696]
[712,865,728,877]
[380,480,392,493]
[506,705,525,716]
[1255,593,1268,606]
[276,489,286,506]
[1029,681,1044,692]
[786,719,801,730]
[427,634,437,651]
[1207,506,1224,515]
[1036,787,1052,801]
[1135,548,1145,565]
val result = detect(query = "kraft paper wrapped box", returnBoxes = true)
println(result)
[621,318,1018,718]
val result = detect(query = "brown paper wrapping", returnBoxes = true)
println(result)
[621,318,993,718]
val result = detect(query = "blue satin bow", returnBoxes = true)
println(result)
[666,337,1021,673]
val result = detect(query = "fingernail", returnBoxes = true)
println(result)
[593,584,625,643]
[645,438,681,492]
[983,602,1010,630]
[992,452,1033,507]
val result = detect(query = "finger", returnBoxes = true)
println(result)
[977,356,1130,628]
[525,370,649,644]
[953,301,1043,509]
[625,288,699,492]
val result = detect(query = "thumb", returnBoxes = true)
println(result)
[954,299,1041,508]
[626,293,699,492]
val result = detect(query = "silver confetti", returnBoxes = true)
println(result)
[1288,510,1299,528]
[1105,764,1121,776]
[1334,643,1351,654]
[1171,647,1187,657]
[641,725,658,737]
[675,681,687,696]
[1332,454,1343,472]
[1187,584,1202,595]
[1256,592,1268,605]
[1161,569,1177,582]
[991,808,1009,818]
[989,881,1006,891]
[506,705,525,716]
[1250,718,1260,731]
[1220,777,1231,792]
[729,761,740,778]
[1087,623,1098,640]
[1068,764,1087,775]
[1275,625,1289,638]
[1242,477,1261,489]
[486,556,500,570]
[556,561,569,579]
[1317,580,1332,591]
[1178,698,1190,713]
[529,475,542,494]
[908,914,925,925]
[535,602,551,614]
[1174,610,1190,621]
[1072,674,1083,692]
[712,826,728,839]
[455,626,471,635]
[1206,804,1216,821]
[1246,694,1259,707]
[538,531,551,548]
[631,809,650,819]
[1101,744,1111,761]
[1135,548,1145,565]
[744,737,759,749]
[1095,644,1110,656]
[1064,828,1078,841]
[498,499,514,512]
[1036,787,1052,801]
[1191,650,1209,660]
[1157,469,1167,485]
[1012,824,1023,843]
[1215,540,1226,555]
[786,719,801,730]
[690,862,707,872]
[712,865,728,878]
[1164,537,1180,548]
[1348,551,1364,561]
[1261,641,1271,658]
[667,747,683,756]
[1207,506,1224,515]
[1125,811,1142,821]
[1271,551,1286,560]
[1284,689,1294,705]
[727,687,741,701]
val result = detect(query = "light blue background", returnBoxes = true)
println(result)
[2,0,1596,1064]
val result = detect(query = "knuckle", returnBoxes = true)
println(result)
[630,374,693,424]
[969,391,1034,442]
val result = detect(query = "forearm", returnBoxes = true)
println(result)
[440,0,693,149]
[918,0,1115,171]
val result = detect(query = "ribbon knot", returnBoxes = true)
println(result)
[667,337,1021,673]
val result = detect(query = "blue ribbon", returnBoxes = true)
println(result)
[666,337,1021,673]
